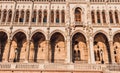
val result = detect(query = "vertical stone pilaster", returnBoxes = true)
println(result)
[65,1,71,63]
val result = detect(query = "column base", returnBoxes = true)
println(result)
[23,60,28,63]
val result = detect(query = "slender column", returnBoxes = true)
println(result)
[54,10,56,25]
[36,10,38,25]
[45,40,49,63]
[24,39,30,63]
[46,27,50,63]
[109,40,115,63]
[1,10,3,24]
[23,10,26,25]
[89,36,95,64]
[5,10,9,25]
[100,11,103,25]
[59,10,61,25]
[112,11,116,25]
[41,10,43,25]
[66,34,71,63]
[24,28,31,63]
[105,1,110,25]
[7,27,13,62]
[94,10,97,24]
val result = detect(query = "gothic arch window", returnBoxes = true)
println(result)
[25,10,30,22]
[75,7,82,23]
[61,10,65,23]
[19,10,24,22]
[2,10,7,22]
[97,11,101,23]
[114,11,119,24]
[14,10,19,22]
[38,10,42,23]
[7,10,12,22]
[43,10,47,23]
[32,10,36,22]
[91,11,95,23]
[109,11,113,23]
[102,11,106,23]
[56,10,59,23]
[51,10,54,23]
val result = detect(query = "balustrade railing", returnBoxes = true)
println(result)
[0,63,106,71]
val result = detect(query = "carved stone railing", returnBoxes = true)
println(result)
[106,64,120,71]
[0,63,105,72]
[69,0,87,3]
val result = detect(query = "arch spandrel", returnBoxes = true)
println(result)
[71,30,87,41]
[49,30,66,41]
[30,29,47,40]
[92,30,109,41]
[12,29,27,40]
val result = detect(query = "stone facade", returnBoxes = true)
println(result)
[0,0,120,73]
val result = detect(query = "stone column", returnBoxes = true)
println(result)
[66,35,71,63]
[45,40,49,63]
[45,27,50,63]
[112,11,116,25]
[24,39,30,63]
[109,40,115,63]
[89,36,95,64]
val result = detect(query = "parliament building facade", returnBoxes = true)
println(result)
[0,0,120,73]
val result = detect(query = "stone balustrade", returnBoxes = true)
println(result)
[0,63,105,71]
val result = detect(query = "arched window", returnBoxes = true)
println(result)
[26,10,30,22]
[7,10,12,22]
[97,11,101,23]
[19,10,24,22]
[61,10,65,23]
[14,10,19,22]
[75,7,81,23]
[2,10,7,22]
[51,10,54,23]
[109,11,113,23]
[91,11,95,23]
[56,10,59,23]
[102,11,106,23]
[38,10,42,23]
[43,10,47,23]
[32,10,36,22]
[115,11,119,24]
